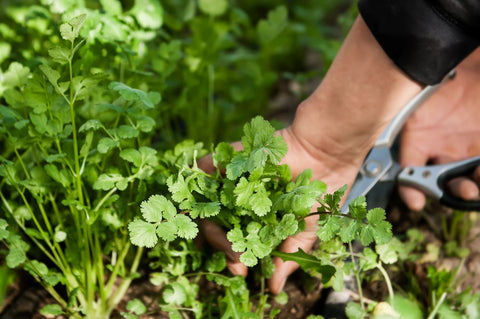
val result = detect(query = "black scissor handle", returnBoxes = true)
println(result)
[398,156,480,211]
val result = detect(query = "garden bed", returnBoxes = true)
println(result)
[1,1,479,318]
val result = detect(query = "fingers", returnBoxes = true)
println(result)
[197,154,215,174]
[399,141,480,208]
[398,185,427,211]
[445,165,480,200]
[197,219,248,277]
[269,215,319,295]
[398,141,429,211]
[447,177,479,200]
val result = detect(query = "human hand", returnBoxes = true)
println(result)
[197,124,364,294]
[198,15,425,294]
[399,48,480,211]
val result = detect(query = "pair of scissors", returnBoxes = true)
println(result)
[341,70,480,213]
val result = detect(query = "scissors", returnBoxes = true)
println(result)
[341,70,480,213]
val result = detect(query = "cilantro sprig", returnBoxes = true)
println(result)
[129,116,327,268]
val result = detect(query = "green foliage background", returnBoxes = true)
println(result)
[0,0,355,146]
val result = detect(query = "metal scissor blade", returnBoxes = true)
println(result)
[340,146,393,214]
[374,70,456,148]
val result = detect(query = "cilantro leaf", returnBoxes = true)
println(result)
[348,196,367,220]
[234,177,255,208]
[250,183,272,216]
[109,82,161,109]
[213,142,235,169]
[275,213,298,240]
[227,227,247,252]
[317,215,343,242]
[156,221,177,241]
[130,0,164,29]
[257,6,288,44]
[128,220,158,248]
[340,219,362,243]
[126,299,147,315]
[167,175,193,204]
[358,247,378,271]
[366,208,392,244]
[226,153,248,180]
[241,116,287,171]
[115,125,139,139]
[140,195,176,223]
[163,282,187,305]
[97,137,119,154]
[120,149,142,167]
[174,215,198,239]
[40,304,64,316]
[6,247,27,268]
[239,250,257,267]
[272,248,336,283]
[189,202,221,219]
[93,173,128,191]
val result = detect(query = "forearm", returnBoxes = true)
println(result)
[290,16,422,166]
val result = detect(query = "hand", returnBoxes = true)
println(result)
[198,15,424,294]
[197,124,364,294]
[399,48,480,211]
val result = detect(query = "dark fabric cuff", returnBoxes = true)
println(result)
[359,0,480,85]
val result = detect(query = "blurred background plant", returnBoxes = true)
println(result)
[0,0,356,147]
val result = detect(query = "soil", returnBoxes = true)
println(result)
[3,191,480,318]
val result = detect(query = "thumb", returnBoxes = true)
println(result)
[269,215,319,295]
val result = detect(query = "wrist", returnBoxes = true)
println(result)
[289,15,422,166]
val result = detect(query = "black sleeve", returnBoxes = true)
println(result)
[358,0,480,85]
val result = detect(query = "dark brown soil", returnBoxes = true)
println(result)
[2,199,480,319]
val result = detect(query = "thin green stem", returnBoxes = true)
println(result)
[35,199,70,272]
[13,148,30,179]
[84,222,95,316]
[68,44,84,206]
[349,242,365,312]
[48,193,64,227]
[376,263,394,301]
[93,188,117,213]
[427,292,447,319]
[105,239,131,294]
[94,230,107,305]
[107,246,144,315]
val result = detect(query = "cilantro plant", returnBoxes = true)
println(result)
[126,116,331,318]
[129,116,327,268]
[0,1,382,318]
[0,12,166,318]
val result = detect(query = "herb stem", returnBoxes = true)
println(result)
[349,242,365,312]
[376,263,394,301]
[105,239,131,295]
[36,199,71,272]
[107,246,144,315]
[13,147,30,179]
[93,188,117,213]
[427,292,447,319]
[94,229,107,306]
[68,43,84,206]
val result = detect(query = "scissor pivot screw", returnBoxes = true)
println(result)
[364,160,382,177]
